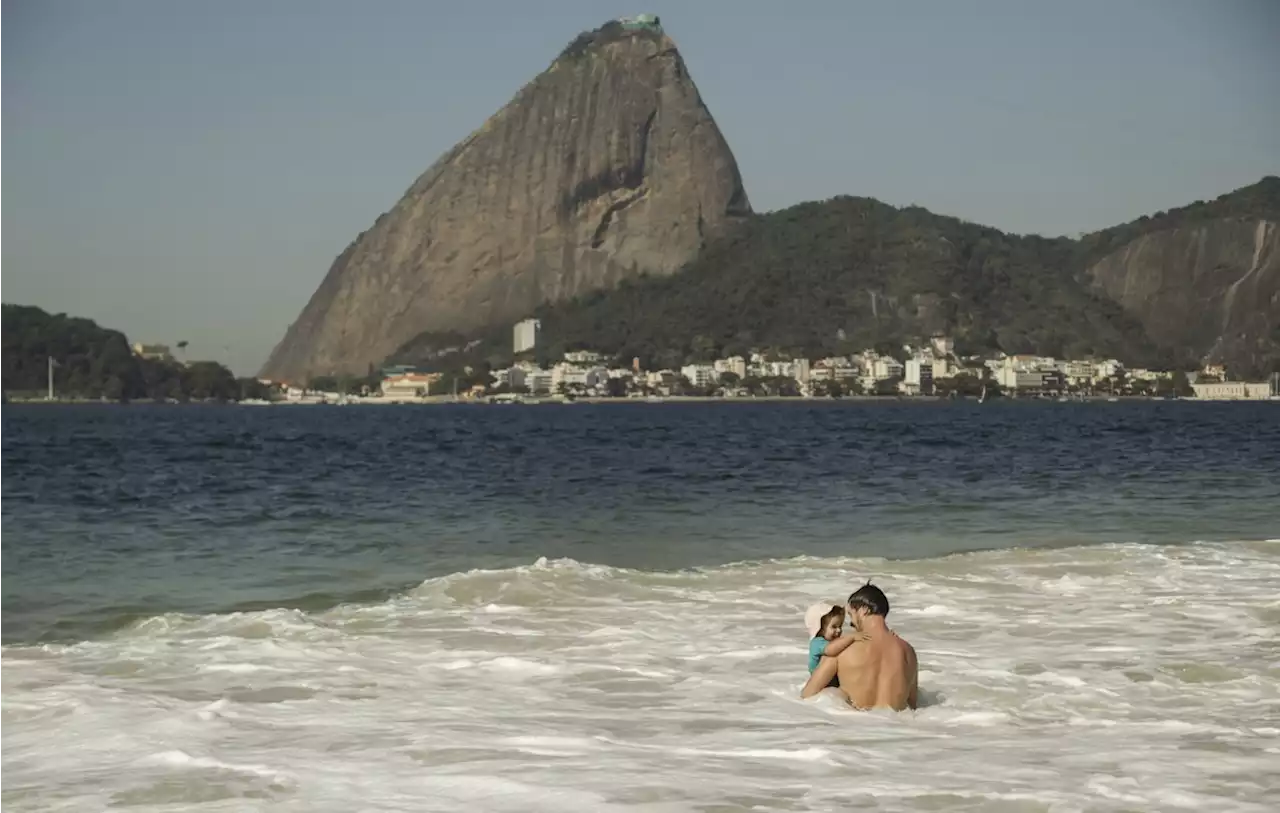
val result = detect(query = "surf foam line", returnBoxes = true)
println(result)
[3,539,1278,811]
[7,537,1278,649]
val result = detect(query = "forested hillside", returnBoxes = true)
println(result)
[2,305,255,401]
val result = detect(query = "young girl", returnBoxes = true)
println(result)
[803,603,858,693]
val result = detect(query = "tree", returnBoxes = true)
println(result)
[183,361,237,400]
[756,375,800,397]
[605,376,629,398]
[238,378,271,401]
[812,379,841,398]
[104,375,125,402]
[935,373,984,398]
[0,305,225,401]
[872,376,902,396]
[1170,370,1193,397]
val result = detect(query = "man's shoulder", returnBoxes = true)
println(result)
[836,635,872,663]
[896,635,918,664]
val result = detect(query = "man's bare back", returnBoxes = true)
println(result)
[835,626,917,711]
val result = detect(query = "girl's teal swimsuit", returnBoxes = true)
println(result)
[808,636,840,688]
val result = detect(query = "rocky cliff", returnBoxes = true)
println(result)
[261,19,750,382]
[1085,177,1280,375]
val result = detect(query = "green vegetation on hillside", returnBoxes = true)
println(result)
[1078,175,1280,263]
[389,196,1176,374]
[2,305,261,401]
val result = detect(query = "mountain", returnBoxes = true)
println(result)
[261,16,750,383]
[382,178,1280,379]
[2,304,248,401]
[1082,176,1280,376]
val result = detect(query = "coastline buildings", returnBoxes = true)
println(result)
[470,328,1276,402]
[381,372,442,399]
[1191,377,1278,400]
[904,358,934,395]
[714,356,747,379]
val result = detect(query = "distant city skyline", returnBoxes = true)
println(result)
[4,0,1278,375]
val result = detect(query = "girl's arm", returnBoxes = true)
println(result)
[822,633,863,658]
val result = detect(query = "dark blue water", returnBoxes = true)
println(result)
[3,401,1278,644]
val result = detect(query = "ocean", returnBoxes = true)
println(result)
[2,401,1278,812]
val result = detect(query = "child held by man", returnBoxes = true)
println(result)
[804,602,860,689]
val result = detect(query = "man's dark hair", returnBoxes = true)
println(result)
[847,582,889,616]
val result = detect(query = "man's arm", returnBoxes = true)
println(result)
[800,655,839,699]
[906,643,919,710]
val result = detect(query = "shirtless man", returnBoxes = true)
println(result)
[801,582,918,710]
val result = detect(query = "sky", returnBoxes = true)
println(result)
[4,0,1278,376]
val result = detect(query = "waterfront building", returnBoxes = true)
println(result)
[381,372,441,399]
[905,359,934,393]
[681,364,719,389]
[1192,379,1277,400]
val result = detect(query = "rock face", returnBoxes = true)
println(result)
[1088,217,1280,373]
[261,19,750,382]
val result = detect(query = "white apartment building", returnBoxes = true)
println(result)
[1192,380,1276,400]
[513,318,541,354]
[751,361,793,379]
[930,357,954,379]
[681,364,719,389]
[714,356,747,379]
[811,363,860,383]
[1064,360,1095,380]
[905,359,934,392]
[524,369,553,394]
[871,357,904,380]
[491,367,528,390]
[997,368,1044,390]
[647,370,679,388]
[996,368,1065,391]
[1127,368,1173,381]
[792,358,811,385]
[573,367,607,389]
[564,350,604,365]
[1095,359,1124,379]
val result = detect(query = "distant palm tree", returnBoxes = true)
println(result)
[176,340,189,364]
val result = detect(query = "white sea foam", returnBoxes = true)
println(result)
[4,541,1280,811]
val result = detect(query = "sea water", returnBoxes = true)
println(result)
[3,402,1279,811]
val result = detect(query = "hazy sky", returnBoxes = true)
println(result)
[4,1,1278,375]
